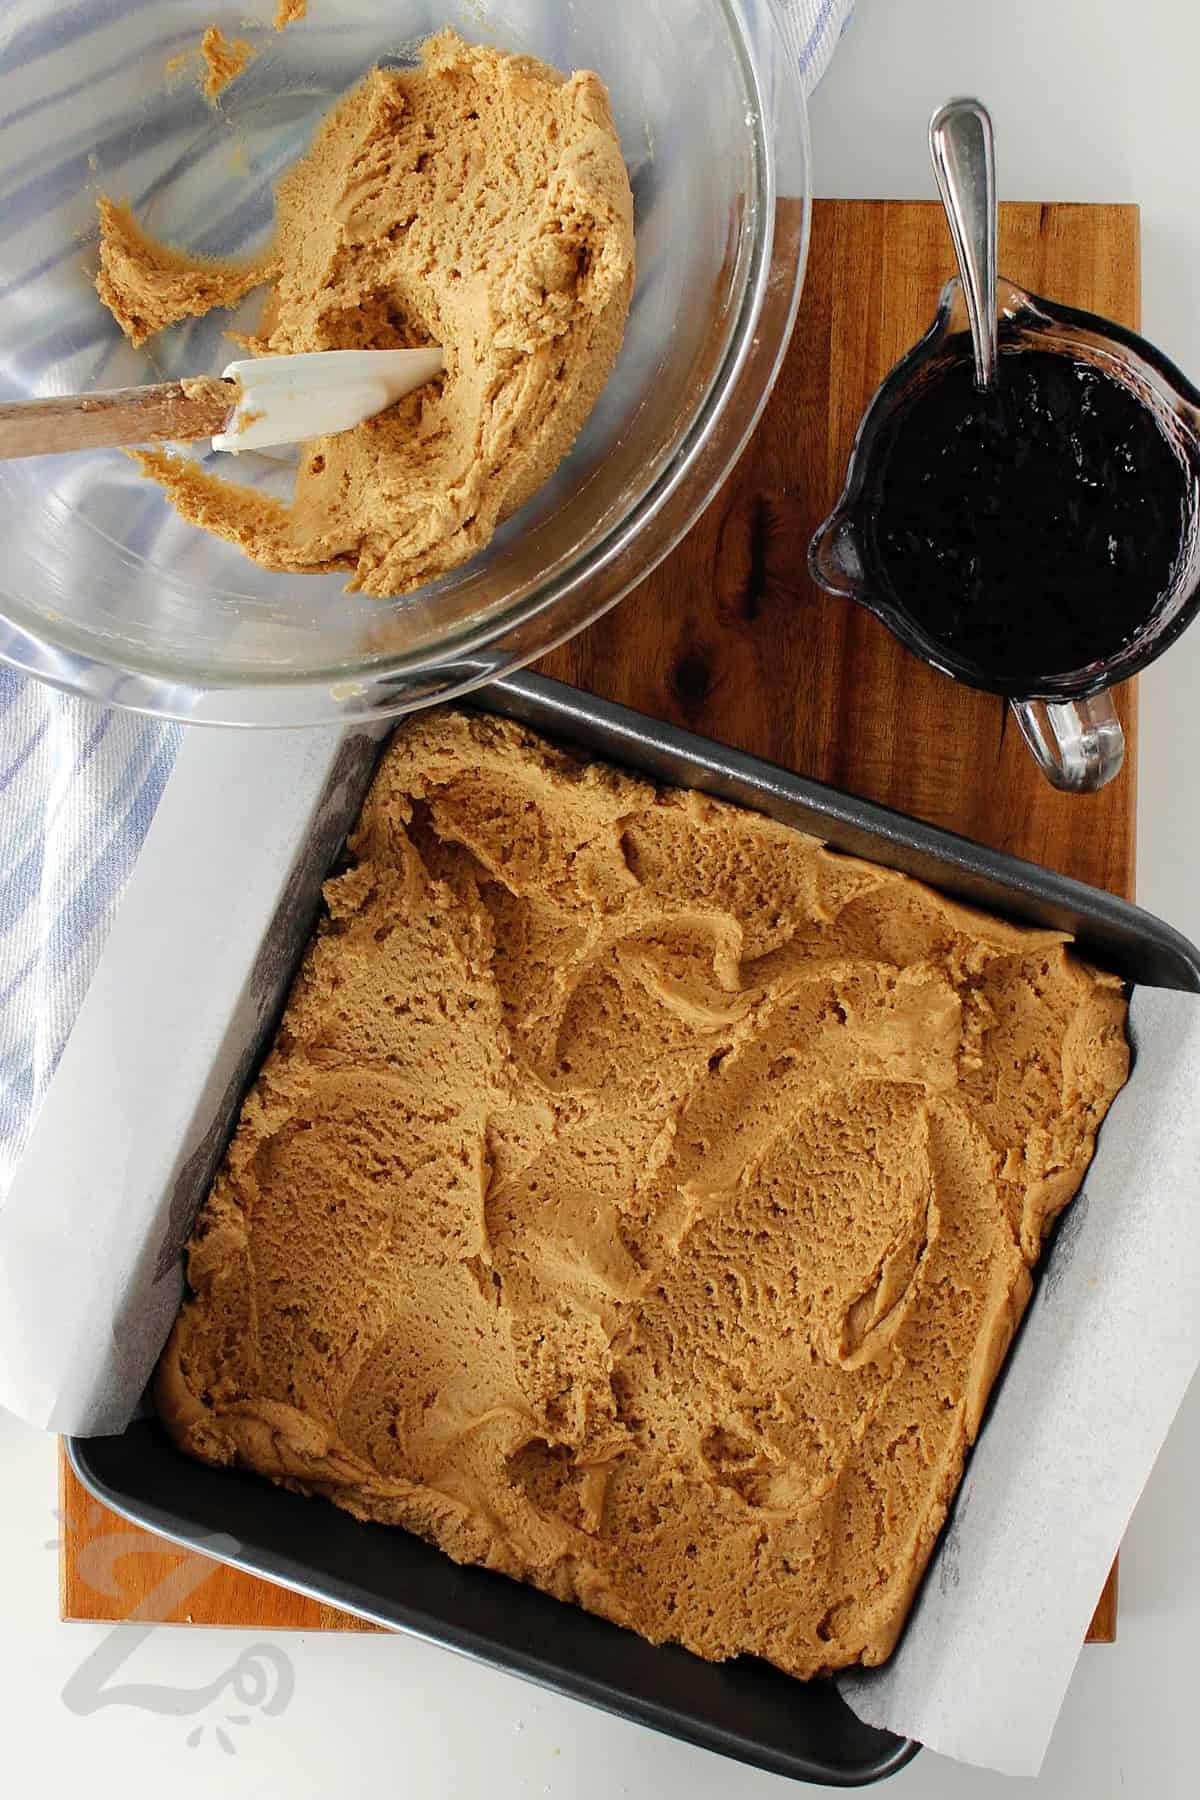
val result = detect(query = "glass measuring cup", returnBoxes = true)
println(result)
[809,277,1200,792]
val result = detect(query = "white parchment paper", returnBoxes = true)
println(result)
[0,721,385,1433]
[1,720,1198,1778]
[840,982,1200,1775]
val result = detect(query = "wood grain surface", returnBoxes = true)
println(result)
[61,199,1134,1645]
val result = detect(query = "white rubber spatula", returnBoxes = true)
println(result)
[0,347,444,459]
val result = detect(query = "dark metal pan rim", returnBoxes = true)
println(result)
[67,671,1200,1788]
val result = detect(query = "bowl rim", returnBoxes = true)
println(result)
[0,0,813,726]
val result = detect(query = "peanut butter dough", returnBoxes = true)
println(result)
[165,26,255,106]
[94,32,635,597]
[158,712,1129,1678]
[198,26,255,102]
[95,199,274,348]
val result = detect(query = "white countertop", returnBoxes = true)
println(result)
[4,1,1199,1794]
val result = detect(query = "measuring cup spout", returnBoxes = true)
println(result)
[808,507,867,603]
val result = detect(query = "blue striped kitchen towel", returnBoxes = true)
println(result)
[0,673,181,1195]
[777,0,856,90]
[0,0,853,1198]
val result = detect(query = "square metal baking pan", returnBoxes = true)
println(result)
[69,672,1200,1789]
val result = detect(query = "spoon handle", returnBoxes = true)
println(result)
[0,379,235,459]
[929,98,999,389]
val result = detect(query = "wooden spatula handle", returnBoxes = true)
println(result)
[0,378,236,459]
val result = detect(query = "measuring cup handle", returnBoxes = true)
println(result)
[1009,693,1125,792]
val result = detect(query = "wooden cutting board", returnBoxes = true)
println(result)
[61,199,1135,1642]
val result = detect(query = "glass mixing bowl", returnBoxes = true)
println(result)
[0,0,810,725]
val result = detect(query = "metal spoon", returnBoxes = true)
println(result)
[929,97,999,390]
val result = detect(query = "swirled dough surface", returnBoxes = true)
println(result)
[95,31,634,596]
[158,711,1128,1677]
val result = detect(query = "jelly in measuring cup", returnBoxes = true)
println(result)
[863,345,1190,687]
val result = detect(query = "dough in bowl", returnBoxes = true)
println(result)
[95,31,635,596]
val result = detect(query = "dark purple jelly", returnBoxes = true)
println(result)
[864,345,1189,687]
